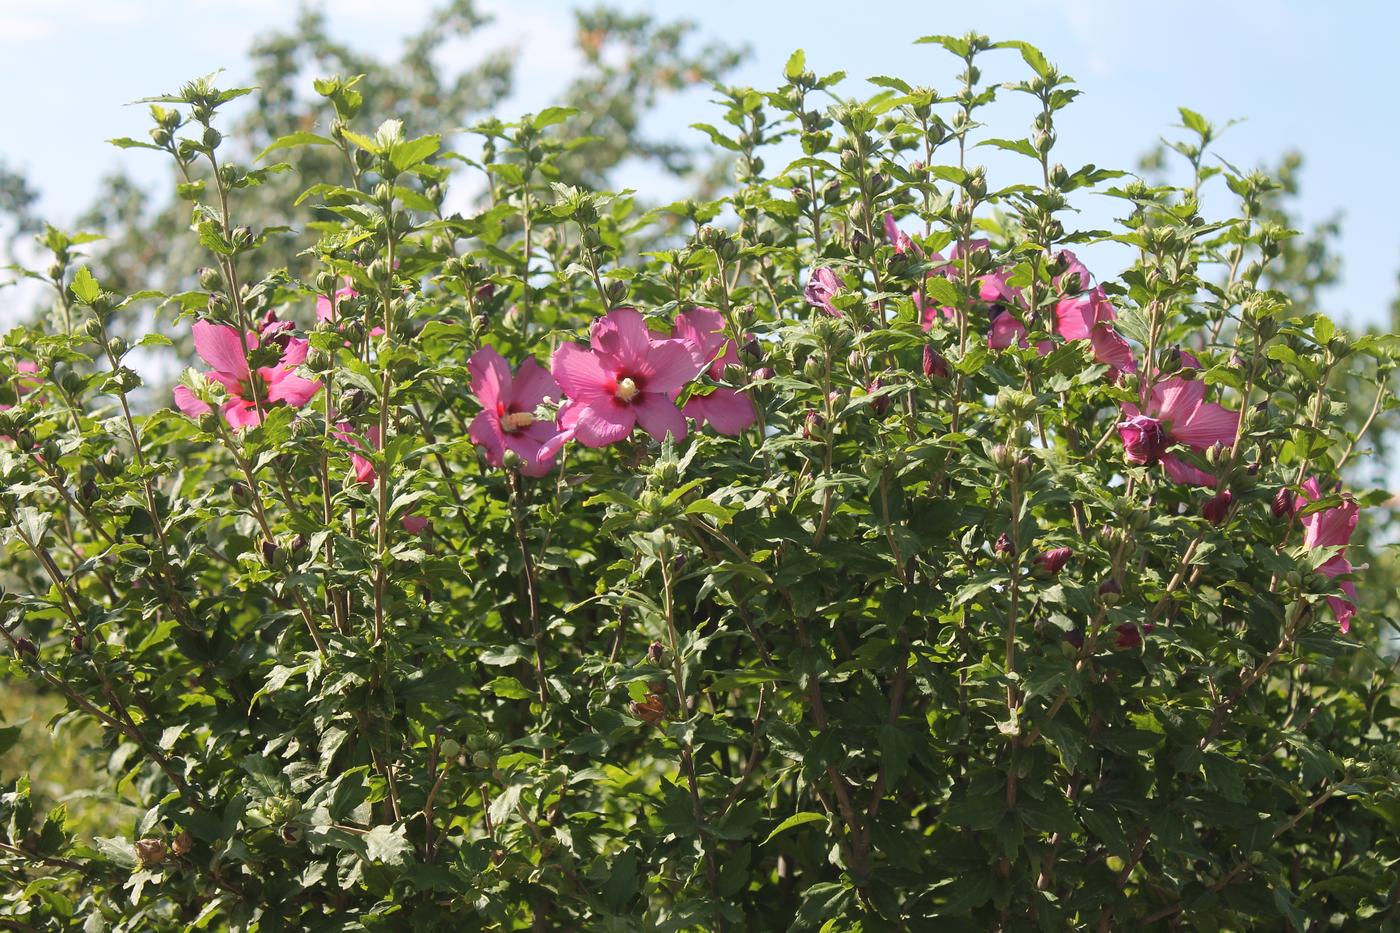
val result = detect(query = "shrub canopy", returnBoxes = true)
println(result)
[2,21,1399,932]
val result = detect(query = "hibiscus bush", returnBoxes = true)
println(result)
[4,31,1400,931]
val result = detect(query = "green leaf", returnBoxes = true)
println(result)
[363,823,412,866]
[70,266,100,304]
[762,811,827,845]
[784,49,807,81]
[254,132,337,162]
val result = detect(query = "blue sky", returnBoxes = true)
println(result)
[2,0,1397,327]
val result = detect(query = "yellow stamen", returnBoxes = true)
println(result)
[500,411,536,433]
[615,377,639,402]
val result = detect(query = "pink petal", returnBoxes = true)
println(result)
[265,372,322,408]
[632,393,687,443]
[1089,325,1137,373]
[571,399,636,447]
[173,385,212,418]
[551,342,612,404]
[223,399,262,429]
[469,345,512,409]
[591,307,654,365]
[684,388,756,436]
[193,321,252,378]
[1150,375,1206,425]
[469,410,506,466]
[509,357,559,410]
[1161,453,1217,487]
[1173,401,1238,450]
[635,338,705,395]
[280,337,310,367]
[401,514,430,535]
[988,312,1028,350]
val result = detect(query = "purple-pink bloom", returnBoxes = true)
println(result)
[671,307,756,436]
[173,321,321,429]
[804,267,844,317]
[1117,363,1238,487]
[467,345,562,477]
[550,307,704,448]
[1296,477,1360,633]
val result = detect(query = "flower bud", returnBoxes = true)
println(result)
[1271,486,1295,519]
[922,345,949,381]
[1032,546,1073,577]
[439,738,461,760]
[14,637,36,658]
[501,449,522,470]
[1097,577,1122,606]
[991,444,1016,472]
[994,532,1015,557]
[753,366,775,382]
[471,750,493,770]
[647,641,665,665]
[867,376,889,417]
[69,633,85,653]
[198,267,221,291]
[201,126,222,150]
[802,409,824,440]
[171,831,193,857]
[83,317,106,341]
[280,824,303,846]
[1202,490,1233,526]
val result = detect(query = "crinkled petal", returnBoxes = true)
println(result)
[280,337,309,367]
[1089,325,1137,373]
[590,307,653,367]
[265,371,322,408]
[1151,375,1206,425]
[223,398,261,429]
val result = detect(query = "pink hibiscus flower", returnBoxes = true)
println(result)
[671,307,756,436]
[467,345,561,477]
[549,308,704,449]
[173,321,321,429]
[1117,359,1238,486]
[1296,477,1360,632]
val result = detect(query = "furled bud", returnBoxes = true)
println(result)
[1271,486,1295,519]
[1202,490,1233,526]
[922,345,949,381]
[1097,577,1122,606]
[994,532,1015,557]
[1032,546,1073,577]
[867,376,889,417]
[646,641,665,665]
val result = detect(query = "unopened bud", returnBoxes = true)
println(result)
[171,831,193,857]
[922,345,949,380]
[1202,490,1233,526]
[994,532,1015,557]
[1271,486,1295,519]
[1097,577,1122,605]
